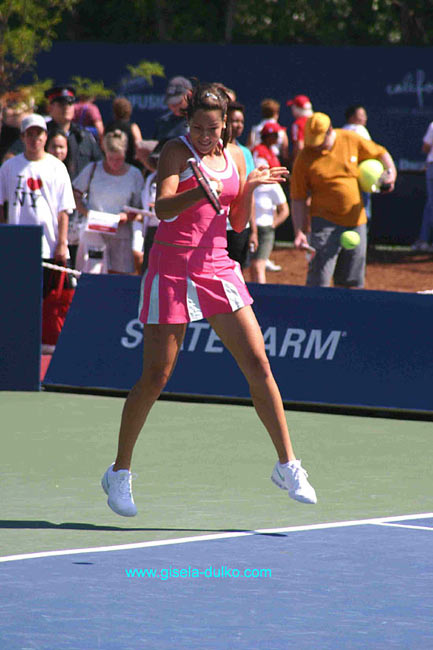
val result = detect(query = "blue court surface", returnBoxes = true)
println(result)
[1,512,432,649]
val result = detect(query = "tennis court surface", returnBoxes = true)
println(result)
[1,391,432,649]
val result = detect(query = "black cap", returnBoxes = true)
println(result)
[45,85,76,104]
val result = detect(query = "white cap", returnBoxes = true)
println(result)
[20,114,47,134]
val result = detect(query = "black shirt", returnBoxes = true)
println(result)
[47,120,102,179]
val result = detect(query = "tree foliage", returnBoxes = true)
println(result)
[0,0,77,95]
[126,61,165,85]
[57,0,433,47]
[70,76,114,100]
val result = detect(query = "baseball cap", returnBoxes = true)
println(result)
[20,114,48,133]
[165,76,192,106]
[261,121,284,137]
[287,94,312,109]
[45,85,76,104]
[304,112,331,147]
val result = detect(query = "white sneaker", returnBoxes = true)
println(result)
[271,460,317,504]
[265,259,282,272]
[101,463,137,517]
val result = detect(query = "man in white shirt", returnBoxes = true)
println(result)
[0,114,75,269]
[343,105,373,222]
[413,120,433,250]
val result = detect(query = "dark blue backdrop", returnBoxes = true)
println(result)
[0,225,42,390]
[44,274,433,413]
[35,42,433,171]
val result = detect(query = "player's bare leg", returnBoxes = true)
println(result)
[207,306,294,462]
[207,306,317,504]
[102,323,186,516]
[114,323,187,470]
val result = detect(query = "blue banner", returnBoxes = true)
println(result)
[44,274,433,413]
[34,42,433,171]
[0,225,42,390]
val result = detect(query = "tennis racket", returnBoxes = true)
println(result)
[188,157,223,215]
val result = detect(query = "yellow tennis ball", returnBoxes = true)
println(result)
[340,230,360,249]
[358,159,384,193]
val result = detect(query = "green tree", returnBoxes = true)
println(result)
[56,0,433,47]
[0,0,78,96]
[70,76,114,100]
[125,61,165,85]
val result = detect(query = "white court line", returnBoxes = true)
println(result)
[0,512,432,564]
[374,522,433,532]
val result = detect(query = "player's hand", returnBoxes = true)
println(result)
[247,166,290,187]
[208,177,223,197]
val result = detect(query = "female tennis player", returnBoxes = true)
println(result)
[102,82,317,516]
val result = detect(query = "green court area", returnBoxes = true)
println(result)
[1,391,431,558]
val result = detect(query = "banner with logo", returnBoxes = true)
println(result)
[44,274,433,413]
[34,42,433,171]
[0,225,42,391]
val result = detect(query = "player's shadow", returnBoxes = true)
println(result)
[0,520,286,536]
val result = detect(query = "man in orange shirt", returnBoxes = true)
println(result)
[290,112,396,288]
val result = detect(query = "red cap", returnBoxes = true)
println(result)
[287,94,312,108]
[261,121,284,137]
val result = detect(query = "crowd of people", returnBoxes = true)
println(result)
[0,76,405,296]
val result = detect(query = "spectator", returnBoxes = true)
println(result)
[45,127,84,266]
[412,120,433,251]
[253,121,287,273]
[226,100,257,268]
[74,92,105,143]
[343,105,373,223]
[247,98,289,163]
[252,122,284,169]
[290,112,397,288]
[135,76,192,172]
[250,179,289,284]
[132,169,160,274]
[0,114,75,285]
[0,90,35,162]
[73,129,144,274]
[105,96,142,167]
[342,105,371,141]
[45,84,102,178]
[287,94,313,163]
[46,127,71,171]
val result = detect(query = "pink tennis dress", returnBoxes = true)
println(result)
[138,136,253,324]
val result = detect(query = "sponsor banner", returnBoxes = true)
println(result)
[34,42,433,170]
[44,274,433,413]
[0,225,42,390]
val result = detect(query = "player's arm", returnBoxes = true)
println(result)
[54,210,69,265]
[155,140,207,221]
[248,196,258,252]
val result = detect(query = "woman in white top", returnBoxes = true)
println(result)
[73,129,144,273]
